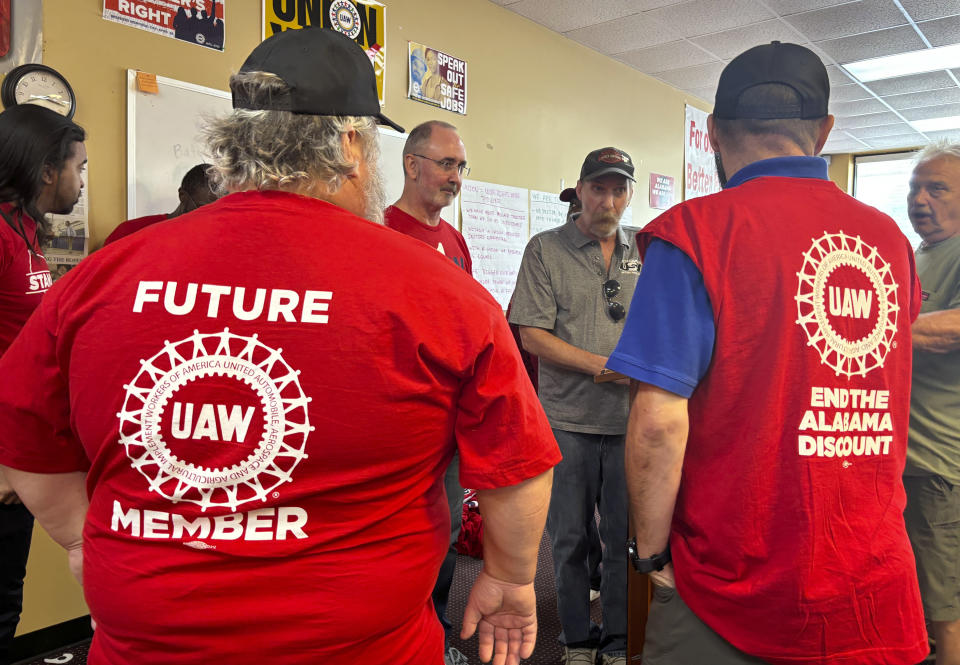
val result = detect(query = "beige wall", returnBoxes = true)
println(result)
[18,0,708,634]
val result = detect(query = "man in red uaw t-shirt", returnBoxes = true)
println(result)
[0,28,559,665]
[102,163,218,245]
[384,119,473,665]
[0,104,86,664]
[607,42,928,665]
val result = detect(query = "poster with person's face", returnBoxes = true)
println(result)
[103,0,225,51]
[408,41,467,115]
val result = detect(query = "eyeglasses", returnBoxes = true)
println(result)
[411,153,470,176]
[603,279,625,322]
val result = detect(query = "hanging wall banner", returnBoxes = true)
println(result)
[103,0,225,51]
[408,41,467,115]
[684,104,720,200]
[263,0,386,104]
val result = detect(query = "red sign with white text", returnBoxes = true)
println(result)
[103,0,225,51]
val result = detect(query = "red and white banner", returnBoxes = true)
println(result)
[103,0,225,51]
[684,104,720,200]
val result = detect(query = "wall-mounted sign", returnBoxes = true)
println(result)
[684,104,720,200]
[408,41,467,115]
[103,0,225,51]
[649,173,675,210]
[263,0,386,104]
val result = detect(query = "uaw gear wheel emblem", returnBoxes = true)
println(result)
[795,231,900,378]
[118,329,312,511]
[329,0,362,39]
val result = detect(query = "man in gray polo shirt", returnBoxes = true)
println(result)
[509,147,640,665]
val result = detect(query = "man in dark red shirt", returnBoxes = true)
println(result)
[0,103,86,664]
[103,163,218,245]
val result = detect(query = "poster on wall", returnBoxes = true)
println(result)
[0,0,41,75]
[649,173,675,209]
[103,0,225,51]
[460,180,527,309]
[408,42,467,115]
[263,0,386,104]
[529,189,566,237]
[43,168,89,281]
[684,104,720,200]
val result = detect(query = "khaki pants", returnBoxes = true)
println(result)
[641,583,768,665]
[904,474,960,623]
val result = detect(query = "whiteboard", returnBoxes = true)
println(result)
[126,71,457,226]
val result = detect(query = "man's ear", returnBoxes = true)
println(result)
[177,187,189,205]
[41,163,57,186]
[340,128,361,179]
[402,153,418,180]
[813,115,835,155]
[706,113,721,153]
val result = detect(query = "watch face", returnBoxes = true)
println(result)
[14,69,74,117]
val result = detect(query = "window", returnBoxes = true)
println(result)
[853,152,922,250]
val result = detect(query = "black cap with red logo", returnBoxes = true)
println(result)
[579,147,636,182]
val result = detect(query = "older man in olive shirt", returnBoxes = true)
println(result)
[509,148,639,665]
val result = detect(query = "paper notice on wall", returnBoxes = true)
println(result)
[529,189,566,237]
[461,179,528,309]
[684,104,720,200]
[44,167,89,281]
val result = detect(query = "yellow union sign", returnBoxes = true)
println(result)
[262,0,386,103]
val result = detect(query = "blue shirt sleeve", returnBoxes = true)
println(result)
[606,238,715,398]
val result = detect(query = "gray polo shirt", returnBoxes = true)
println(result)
[509,219,640,434]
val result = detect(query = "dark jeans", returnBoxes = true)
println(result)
[0,504,33,665]
[432,452,462,641]
[547,429,628,654]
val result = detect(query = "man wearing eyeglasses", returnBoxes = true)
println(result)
[384,119,473,665]
[509,148,639,665]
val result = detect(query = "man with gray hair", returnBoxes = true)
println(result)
[904,141,960,665]
[0,27,559,665]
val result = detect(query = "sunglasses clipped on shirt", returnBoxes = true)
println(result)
[603,279,625,322]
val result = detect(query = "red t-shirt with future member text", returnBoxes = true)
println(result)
[0,204,49,355]
[640,177,927,665]
[103,213,168,245]
[0,191,559,665]
[384,205,472,274]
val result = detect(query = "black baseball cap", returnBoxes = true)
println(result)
[234,27,404,133]
[579,147,635,182]
[559,187,579,203]
[714,41,829,120]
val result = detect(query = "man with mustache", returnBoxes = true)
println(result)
[903,142,960,665]
[384,119,473,665]
[510,148,639,665]
[0,27,560,665]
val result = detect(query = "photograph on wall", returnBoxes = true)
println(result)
[263,0,386,104]
[0,0,42,76]
[103,0,225,51]
[408,41,466,115]
[42,168,88,281]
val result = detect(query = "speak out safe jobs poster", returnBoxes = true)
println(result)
[263,0,386,104]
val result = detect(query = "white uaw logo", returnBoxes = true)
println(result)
[329,0,362,39]
[118,329,312,511]
[795,231,899,377]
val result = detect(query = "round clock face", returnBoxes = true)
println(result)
[14,70,73,116]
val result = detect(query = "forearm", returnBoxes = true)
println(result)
[476,469,552,584]
[1,466,87,551]
[913,309,960,353]
[518,326,607,376]
[625,381,688,556]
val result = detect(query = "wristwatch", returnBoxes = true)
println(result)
[627,538,671,573]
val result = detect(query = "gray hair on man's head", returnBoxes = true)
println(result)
[204,71,381,199]
[915,140,960,165]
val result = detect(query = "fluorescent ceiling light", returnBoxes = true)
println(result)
[910,116,960,133]
[844,43,960,82]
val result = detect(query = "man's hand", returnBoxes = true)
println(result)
[649,562,675,589]
[461,569,537,665]
[0,468,21,505]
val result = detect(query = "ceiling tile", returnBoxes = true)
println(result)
[564,11,683,54]
[689,19,806,59]
[900,0,960,22]
[830,83,875,102]
[815,26,926,64]
[885,87,960,110]
[846,122,926,138]
[830,98,890,116]
[644,0,775,38]
[865,133,928,149]
[654,61,728,89]
[917,15,960,47]
[765,0,862,16]
[864,70,958,95]
[900,102,960,120]
[784,0,907,42]
[835,110,904,128]
[826,64,857,86]
[616,40,719,72]
[685,86,715,103]
[503,0,641,33]
[822,139,872,153]
[925,128,960,141]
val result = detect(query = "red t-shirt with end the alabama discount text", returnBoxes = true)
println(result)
[640,176,927,665]
[0,190,560,665]
[102,213,168,245]
[0,204,50,354]
[385,205,473,274]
